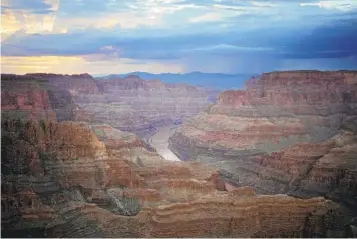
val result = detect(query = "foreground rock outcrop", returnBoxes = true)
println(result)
[169,70,357,210]
[2,119,354,237]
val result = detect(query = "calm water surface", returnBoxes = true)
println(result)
[150,125,181,161]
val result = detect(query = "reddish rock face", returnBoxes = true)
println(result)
[1,74,92,122]
[1,75,57,121]
[220,70,357,108]
[243,71,356,107]
[171,70,357,152]
[169,70,357,210]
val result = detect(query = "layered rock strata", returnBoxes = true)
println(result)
[25,73,99,121]
[1,119,354,237]
[1,74,57,121]
[169,70,357,208]
[74,75,217,137]
[1,73,217,138]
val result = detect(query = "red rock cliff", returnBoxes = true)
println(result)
[1,74,57,121]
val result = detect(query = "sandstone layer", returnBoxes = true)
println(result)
[169,70,357,209]
[2,119,354,237]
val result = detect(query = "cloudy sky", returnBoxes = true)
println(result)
[1,0,357,75]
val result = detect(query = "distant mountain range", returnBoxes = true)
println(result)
[95,72,254,90]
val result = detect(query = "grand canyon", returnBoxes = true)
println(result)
[1,70,357,237]
[2,0,357,238]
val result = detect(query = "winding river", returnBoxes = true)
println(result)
[149,125,181,161]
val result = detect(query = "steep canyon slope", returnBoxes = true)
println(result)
[1,73,217,138]
[169,70,357,208]
[76,75,217,137]
[1,74,57,121]
[1,119,355,237]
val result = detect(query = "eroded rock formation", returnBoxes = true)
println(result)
[1,73,217,138]
[1,74,57,121]
[25,73,99,121]
[169,70,357,211]
[74,75,217,137]
[2,119,353,237]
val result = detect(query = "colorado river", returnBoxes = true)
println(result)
[149,125,181,161]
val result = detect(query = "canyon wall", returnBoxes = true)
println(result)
[169,70,357,209]
[25,73,99,122]
[1,73,84,122]
[74,75,217,137]
[1,74,57,121]
[1,73,217,138]
[2,119,354,237]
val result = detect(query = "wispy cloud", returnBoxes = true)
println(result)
[300,0,357,11]
[251,1,276,7]
[189,12,222,22]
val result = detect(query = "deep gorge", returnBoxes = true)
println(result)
[1,71,357,237]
